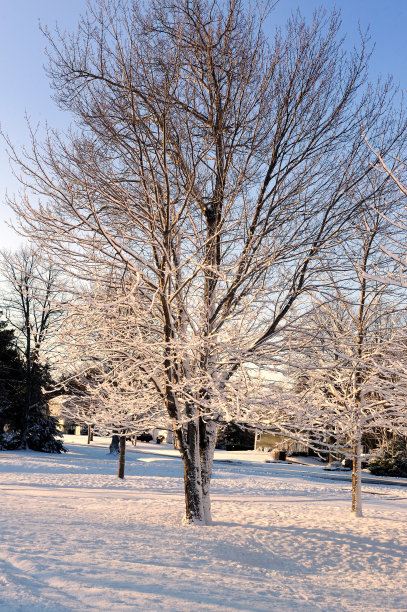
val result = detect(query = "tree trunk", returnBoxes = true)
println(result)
[177,418,218,526]
[118,436,126,479]
[87,424,93,444]
[351,439,363,517]
[20,313,32,450]
[179,420,205,525]
[200,418,218,525]
[109,434,120,455]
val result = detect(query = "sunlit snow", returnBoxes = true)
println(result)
[0,436,406,611]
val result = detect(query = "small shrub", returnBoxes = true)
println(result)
[0,430,21,450]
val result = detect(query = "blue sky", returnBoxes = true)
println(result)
[1,0,407,249]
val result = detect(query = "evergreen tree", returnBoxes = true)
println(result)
[0,320,65,452]
[368,439,407,477]
[0,320,25,449]
[23,358,65,453]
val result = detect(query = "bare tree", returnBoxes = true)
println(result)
[363,138,407,288]
[6,0,407,523]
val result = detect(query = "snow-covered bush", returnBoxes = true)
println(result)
[0,430,21,450]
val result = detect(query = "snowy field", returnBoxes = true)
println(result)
[0,437,406,611]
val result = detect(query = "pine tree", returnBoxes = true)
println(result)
[0,320,65,452]
[23,359,65,453]
[369,439,407,477]
[0,320,25,449]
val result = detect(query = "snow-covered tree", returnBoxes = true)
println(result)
[57,280,170,476]
[7,0,407,523]
[59,280,168,428]
[259,201,407,517]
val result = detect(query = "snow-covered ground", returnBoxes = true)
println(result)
[0,436,406,611]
